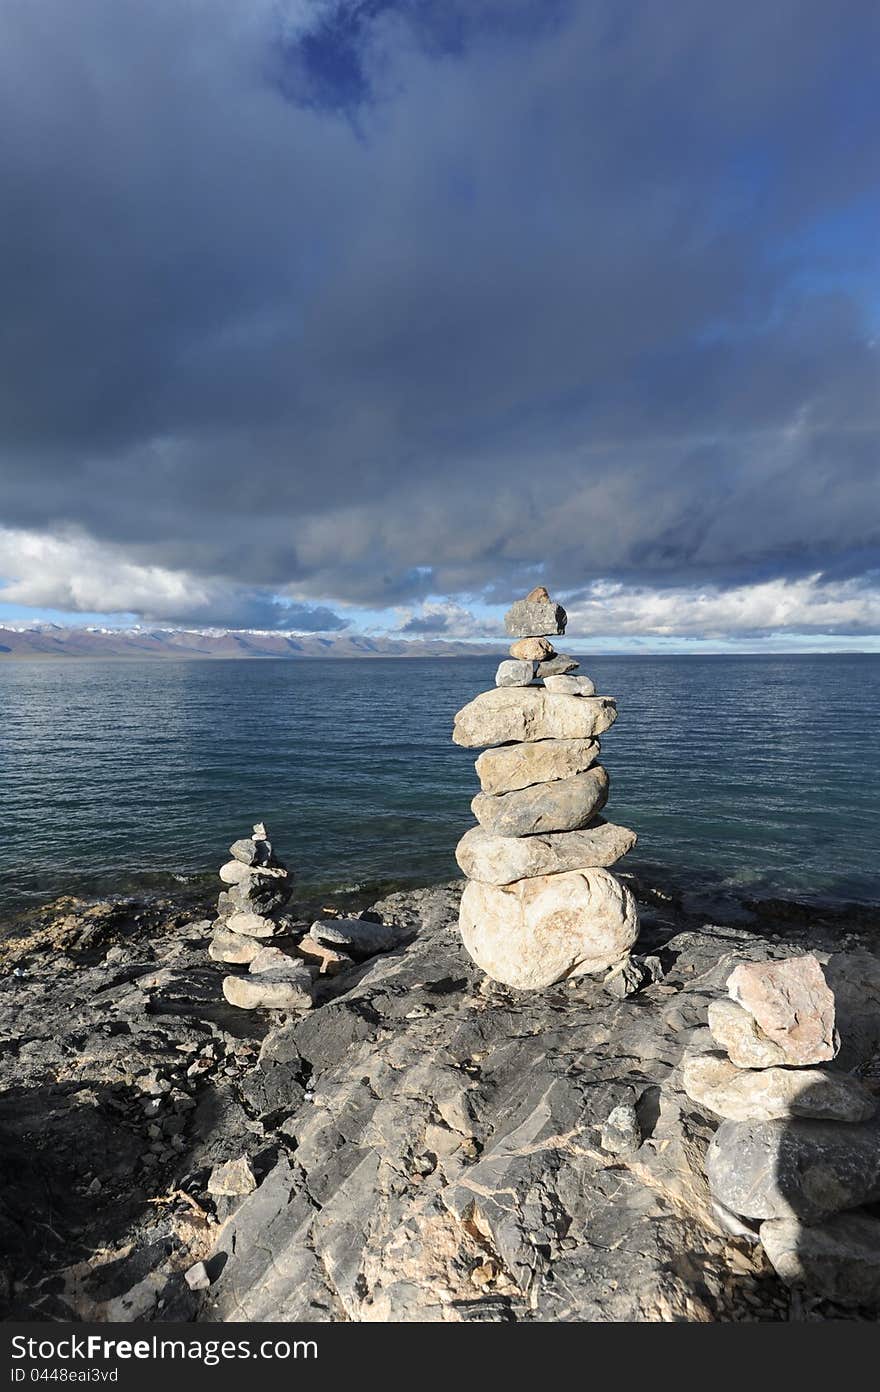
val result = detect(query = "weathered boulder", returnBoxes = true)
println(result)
[707,998,789,1067]
[543,674,596,697]
[453,688,617,748]
[706,1116,880,1221]
[229,838,267,867]
[727,956,837,1065]
[510,637,555,661]
[475,737,601,795]
[459,868,639,989]
[208,927,261,964]
[504,597,567,638]
[682,1053,876,1123]
[471,766,609,836]
[760,1211,880,1307]
[822,951,880,1071]
[455,820,636,885]
[495,659,536,688]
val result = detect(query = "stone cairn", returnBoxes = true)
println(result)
[452,585,640,990]
[208,821,406,1012]
[684,954,880,1306]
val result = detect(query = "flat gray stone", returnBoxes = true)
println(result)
[310,917,407,960]
[471,765,609,836]
[475,737,601,794]
[455,819,635,885]
[453,688,617,748]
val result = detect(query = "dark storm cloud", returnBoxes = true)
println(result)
[0,0,879,624]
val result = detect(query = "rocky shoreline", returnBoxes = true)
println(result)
[1,873,879,1323]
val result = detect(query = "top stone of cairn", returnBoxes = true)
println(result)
[504,585,567,639]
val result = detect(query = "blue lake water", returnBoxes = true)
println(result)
[0,654,878,918]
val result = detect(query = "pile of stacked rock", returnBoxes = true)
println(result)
[684,955,880,1305]
[209,823,315,1012]
[209,823,408,1012]
[452,586,640,990]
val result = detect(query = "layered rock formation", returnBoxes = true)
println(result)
[682,953,880,1306]
[453,586,639,988]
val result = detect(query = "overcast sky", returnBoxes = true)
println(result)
[1,0,879,650]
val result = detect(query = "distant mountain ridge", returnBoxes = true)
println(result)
[0,624,503,659]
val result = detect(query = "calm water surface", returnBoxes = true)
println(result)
[0,655,878,917]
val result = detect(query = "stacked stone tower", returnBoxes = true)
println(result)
[452,586,639,989]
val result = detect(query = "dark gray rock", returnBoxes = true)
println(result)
[535,655,579,678]
[760,1211,880,1307]
[504,598,567,638]
[706,1116,880,1221]
[309,917,408,960]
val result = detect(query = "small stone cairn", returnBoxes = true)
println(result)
[452,585,640,990]
[210,822,407,1012]
[685,954,880,1306]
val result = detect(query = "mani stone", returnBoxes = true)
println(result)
[209,926,262,964]
[727,955,837,1064]
[543,673,596,697]
[706,1116,880,1222]
[682,1053,876,1123]
[471,765,609,836]
[495,658,537,687]
[504,595,567,639]
[510,636,555,661]
[456,821,636,885]
[536,655,578,678]
[459,867,639,989]
[759,1212,880,1308]
[475,737,601,794]
[453,687,617,748]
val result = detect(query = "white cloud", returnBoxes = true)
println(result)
[0,526,344,630]
[564,574,880,638]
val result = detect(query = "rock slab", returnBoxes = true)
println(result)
[453,688,617,748]
[471,766,609,836]
[682,1052,876,1123]
[475,737,601,795]
[455,820,636,885]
